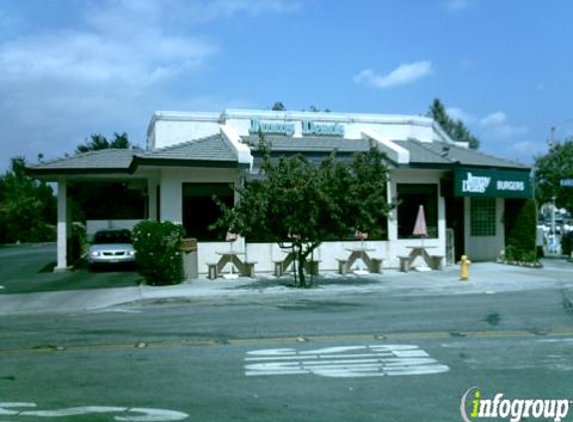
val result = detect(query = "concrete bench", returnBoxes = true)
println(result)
[337,259,348,275]
[304,260,321,276]
[273,260,284,277]
[371,258,383,274]
[398,256,411,272]
[242,261,257,278]
[430,255,445,271]
[207,263,218,280]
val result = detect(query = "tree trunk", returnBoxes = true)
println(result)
[294,241,322,288]
[297,251,307,288]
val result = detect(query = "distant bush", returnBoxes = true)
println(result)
[132,221,185,286]
[71,223,87,264]
[505,199,539,264]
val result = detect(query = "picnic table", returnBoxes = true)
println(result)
[399,246,443,272]
[338,246,382,275]
[207,250,256,279]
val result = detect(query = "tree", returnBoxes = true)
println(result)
[534,138,573,214]
[75,132,136,154]
[428,98,480,149]
[271,102,331,113]
[271,102,286,111]
[213,142,393,287]
[505,198,538,263]
[0,157,56,243]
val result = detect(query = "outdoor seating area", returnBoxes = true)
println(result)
[207,254,257,279]
[398,250,445,272]
[201,195,445,280]
[337,249,383,275]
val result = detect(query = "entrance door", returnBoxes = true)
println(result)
[445,197,465,262]
[182,183,234,241]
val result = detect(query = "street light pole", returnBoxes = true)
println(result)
[550,117,573,147]
[551,196,556,235]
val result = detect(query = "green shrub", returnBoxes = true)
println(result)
[562,233,573,257]
[132,221,186,286]
[71,223,87,263]
[505,198,538,263]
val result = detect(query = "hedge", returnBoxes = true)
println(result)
[505,198,538,263]
[132,221,185,286]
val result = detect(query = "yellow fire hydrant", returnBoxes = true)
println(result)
[459,255,471,281]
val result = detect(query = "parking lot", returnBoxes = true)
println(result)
[0,243,141,294]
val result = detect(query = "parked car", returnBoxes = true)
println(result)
[87,229,136,269]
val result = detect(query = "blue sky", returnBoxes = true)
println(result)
[0,0,571,171]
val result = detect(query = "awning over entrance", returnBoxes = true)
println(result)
[454,167,532,198]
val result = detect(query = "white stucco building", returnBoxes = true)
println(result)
[30,109,532,276]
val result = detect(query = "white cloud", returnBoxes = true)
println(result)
[0,0,299,85]
[190,0,301,19]
[483,124,529,140]
[478,111,529,139]
[480,111,507,126]
[442,106,529,144]
[0,1,219,86]
[354,61,434,89]
[446,107,477,124]
[503,141,547,164]
[0,0,300,169]
[505,141,546,155]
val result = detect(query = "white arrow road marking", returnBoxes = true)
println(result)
[21,406,127,417]
[90,309,142,314]
[115,408,190,421]
[0,403,188,421]
[0,402,37,415]
[245,344,449,378]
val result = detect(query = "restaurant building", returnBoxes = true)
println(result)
[29,109,532,275]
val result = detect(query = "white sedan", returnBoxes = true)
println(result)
[87,229,136,268]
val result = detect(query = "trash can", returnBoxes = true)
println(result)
[180,238,198,279]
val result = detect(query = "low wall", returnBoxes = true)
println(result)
[196,238,446,275]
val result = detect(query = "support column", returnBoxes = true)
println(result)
[147,180,157,221]
[387,178,398,241]
[160,170,182,224]
[55,180,71,271]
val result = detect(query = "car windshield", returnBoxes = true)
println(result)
[93,230,132,244]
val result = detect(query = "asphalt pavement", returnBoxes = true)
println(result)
[1,282,573,421]
[1,244,573,421]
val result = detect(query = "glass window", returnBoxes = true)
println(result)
[471,197,496,236]
[397,184,438,239]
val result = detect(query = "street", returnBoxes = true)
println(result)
[2,281,573,421]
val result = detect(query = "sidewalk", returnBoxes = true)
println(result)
[1,259,572,316]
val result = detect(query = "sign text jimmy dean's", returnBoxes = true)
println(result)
[454,167,532,198]
[249,119,344,137]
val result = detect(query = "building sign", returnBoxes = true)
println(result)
[302,120,344,136]
[249,119,345,137]
[560,178,573,187]
[249,119,295,136]
[454,167,532,198]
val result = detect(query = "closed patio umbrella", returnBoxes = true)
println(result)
[413,205,428,237]
[412,205,431,271]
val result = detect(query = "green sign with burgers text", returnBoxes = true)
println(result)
[454,167,532,198]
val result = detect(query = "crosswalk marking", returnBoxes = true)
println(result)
[245,344,449,378]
